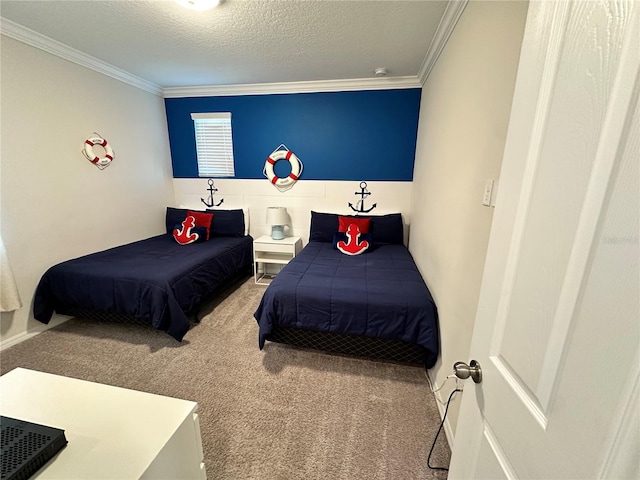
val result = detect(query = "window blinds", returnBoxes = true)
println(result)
[190,112,235,177]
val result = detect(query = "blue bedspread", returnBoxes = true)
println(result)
[34,234,253,341]
[254,242,439,365]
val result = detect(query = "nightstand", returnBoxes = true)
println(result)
[253,235,302,285]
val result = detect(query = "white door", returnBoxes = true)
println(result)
[448,1,639,479]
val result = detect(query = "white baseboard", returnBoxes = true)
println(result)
[427,369,456,448]
[1,330,42,352]
[0,317,70,352]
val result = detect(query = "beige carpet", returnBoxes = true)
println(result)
[0,277,450,479]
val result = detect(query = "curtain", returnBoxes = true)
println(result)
[1,235,22,312]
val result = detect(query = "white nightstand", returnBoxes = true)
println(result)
[253,235,302,285]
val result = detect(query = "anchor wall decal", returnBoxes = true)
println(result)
[201,179,224,208]
[348,181,377,213]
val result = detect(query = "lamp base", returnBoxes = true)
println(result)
[271,225,285,240]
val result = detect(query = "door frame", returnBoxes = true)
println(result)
[448,0,640,477]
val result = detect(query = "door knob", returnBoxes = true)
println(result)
[453,360,482,384]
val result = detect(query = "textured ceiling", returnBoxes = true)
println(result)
[0,0,449,88]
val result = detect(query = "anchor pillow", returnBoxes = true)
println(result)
[165,207,214,240]
[333,232,374,253]
[187,210,214,240]
[173,216,207,245]
[338,215,371,234]
[333,224,372,255]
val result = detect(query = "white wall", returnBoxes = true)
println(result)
[410,0,528,437]
[174,179,412,245]
[0,36,175,348]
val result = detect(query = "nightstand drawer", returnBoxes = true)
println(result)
[254,242,294,254]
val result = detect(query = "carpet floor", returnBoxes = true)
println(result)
[0,277,451,480]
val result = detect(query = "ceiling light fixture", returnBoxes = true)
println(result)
[175,0,220,11]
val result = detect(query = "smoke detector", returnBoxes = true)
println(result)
[175,0,220,11]
[374,67,388,77]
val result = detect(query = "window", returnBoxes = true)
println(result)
[190,112,235,177]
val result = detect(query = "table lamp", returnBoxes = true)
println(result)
[266,207,288,240]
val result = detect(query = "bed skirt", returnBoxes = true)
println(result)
[265,326,431,366]
[61,269,252,332]
[61,308,148,325]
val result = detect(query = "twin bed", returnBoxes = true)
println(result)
[34,209,439,367]
[34,207,252,342]
[254,212,439,367]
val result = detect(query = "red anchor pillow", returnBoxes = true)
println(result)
[173,216,207,245]
[338,215,371,234]
[334,224,372,255]
[187,210,214,240]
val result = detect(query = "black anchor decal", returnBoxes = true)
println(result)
[348,181,377,213]
[201,179,224,208]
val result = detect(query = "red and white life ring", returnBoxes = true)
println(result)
[83,134,114,170]
[264,148,302,192]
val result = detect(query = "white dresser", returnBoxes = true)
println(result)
[0,368,206,479]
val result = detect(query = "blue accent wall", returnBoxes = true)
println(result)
[165,89,421,181]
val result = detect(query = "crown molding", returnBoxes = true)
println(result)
[163,76,422,98]
[1,11,445,99]
[418,0,469,85]
[0,17,163,96]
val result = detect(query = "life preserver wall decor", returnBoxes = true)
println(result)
[263,145,302,192]
[82,133,114,170]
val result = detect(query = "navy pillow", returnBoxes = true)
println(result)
[369,213,404,245]
[309,211,339,243]
[206,209,245,237]
[332,232,344,248]
[166,207,189,234]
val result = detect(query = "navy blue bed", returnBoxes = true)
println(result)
[34,234,253,341]
[254,239,439,367]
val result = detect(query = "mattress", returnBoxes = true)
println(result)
[34,234,253,341]
[254,241,439,367]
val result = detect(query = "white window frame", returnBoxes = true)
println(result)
[190,112,235,177]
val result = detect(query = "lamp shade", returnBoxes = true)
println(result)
[266,207,288,240]
[266,207,288,226]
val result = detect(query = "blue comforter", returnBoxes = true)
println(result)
[34,234,253,341]
[254,242,439,365]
